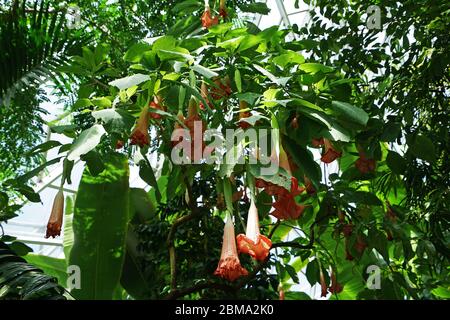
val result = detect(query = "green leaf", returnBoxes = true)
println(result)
[253,64,291,86]
[235,69,242,93]
[283,136,321,187]
[305,259,320,285]
[69,153,130,300]
[67,124,106,161]
[386,151,406,174]
[368,228,389,262]
[25,254,68,287]
[190,64,218,79]
[331,101,369,127]
[91,97,112,108]
[92,109,135,134]
[27,140,62,156]
[284,264,300,283]
[409,134,436,163]
[109,74,151,90]
[9,242,33,256]
[284,291,311,300]
[81,151,105,176]
[239,2,271,14]
[299,63,333,74]
[236,92,260,105]
[124,43,152,63]
[14,157,62,185]
[139,159,161,203]
[273,50,305,68]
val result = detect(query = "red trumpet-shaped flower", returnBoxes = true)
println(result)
[320,139,342,164]
[130,105,150,147]
[236,199,272,261]
[304,175,316,195]
[45,190,64,238]
[256,147,308,220]
[328,270,343,294]
[319,268,328,297]
[185,97,206,162]
[214,215,249,281]
[201,3,219,29]
[219,0,228,18]
[149,95,166,120]
[311,137,324,148]
[238,100,252,129]
[355,149,376,174]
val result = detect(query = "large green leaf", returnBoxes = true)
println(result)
[69,153,130,300]
[331,101,369,127]
[67,124,106,161]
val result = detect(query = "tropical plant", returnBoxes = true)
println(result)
[1,0,449,301]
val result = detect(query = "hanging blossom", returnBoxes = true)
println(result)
[219,0,228,18]
[238,100,252,129]
[199,77,232,110]
[201,1,218,28]
[214,214,248,281]
[328,269,344,294]
[130,105,150,147]
[45,189,64,238]
[185,97,206,162]
[319,267,328,297]
[355,147,376,174]
[320,138,342,163]
[149,95,166,120]
[256,147,307,220]
[236,198,272,261]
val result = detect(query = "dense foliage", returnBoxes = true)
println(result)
[0,0,448,300]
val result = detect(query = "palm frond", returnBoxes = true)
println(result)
[0,241,68,300]
[0,0,91,106]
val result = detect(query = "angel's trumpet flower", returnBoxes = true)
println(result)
[236,199,272,261]
[201,1,218,28]
[130,105,150,147]
[320,139,342,164]
[45,190,64,238]
[214,215,248,281]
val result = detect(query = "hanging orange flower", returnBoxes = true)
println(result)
[319,268,328,297]
[149,95,166,120]
[320,139,342,163]
[115,139,124,149]
[201,3,218,29]
[328,270,343,294]
[185,97,206,162]
[291,115,299,129]
[256,148,308,220]
[45,190,64,238]
[130,105,150,147]
[199,82,213,110]
[214,215,249,281]
[311,137,324,148]
[304,175,316,195]
[355,148,376,174]
[219,0,228,18]
[236,199,272,261]
[238,100,252,129]
[279,286,285,300]
[211,76,232,100]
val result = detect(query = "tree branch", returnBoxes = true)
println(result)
[166,169,199,291]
